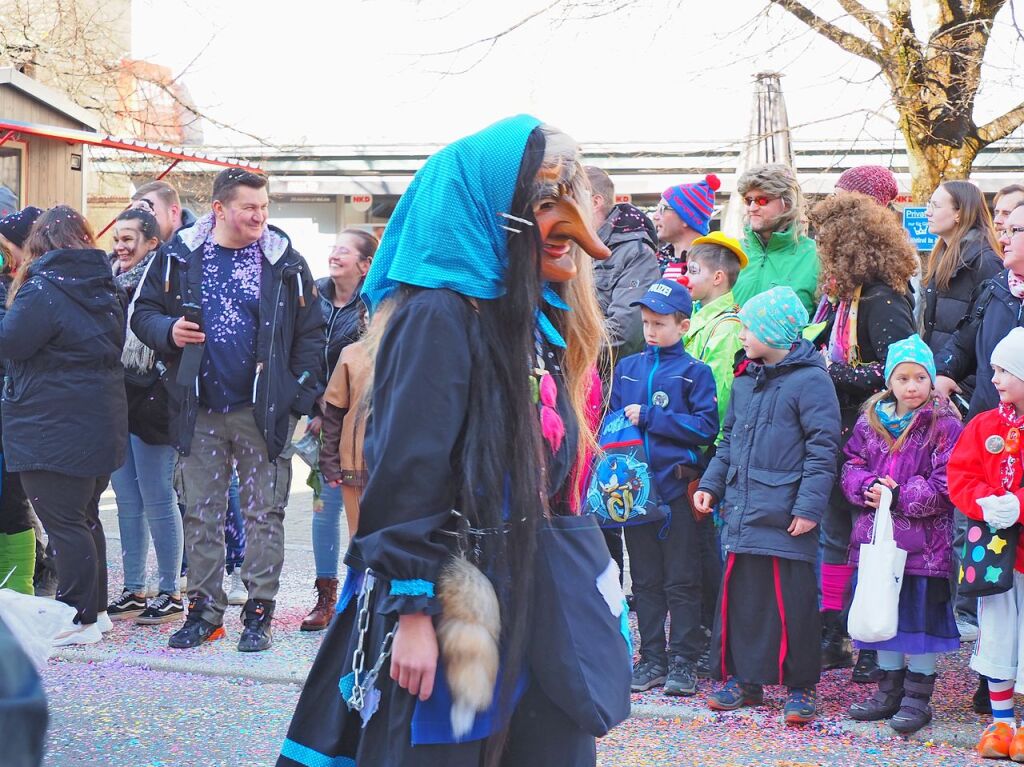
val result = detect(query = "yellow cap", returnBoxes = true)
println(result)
[691,231,748,269]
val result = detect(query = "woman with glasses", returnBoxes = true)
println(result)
[921,182,1002,390]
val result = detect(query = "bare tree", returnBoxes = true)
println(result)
[766,0,1024,199]
[0,0,273,146]
[422,0,1023,201]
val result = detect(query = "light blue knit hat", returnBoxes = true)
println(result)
[884,335,936,384]
[738,286,809,349]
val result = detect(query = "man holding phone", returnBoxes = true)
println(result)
[132,168,325,652]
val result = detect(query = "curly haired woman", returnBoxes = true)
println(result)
[807,192,920,682]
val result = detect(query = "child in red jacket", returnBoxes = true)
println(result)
[948,327,1024,759]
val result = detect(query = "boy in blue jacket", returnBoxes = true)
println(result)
[611,278,719,696]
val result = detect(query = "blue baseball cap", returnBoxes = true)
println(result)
[630,279,693,317]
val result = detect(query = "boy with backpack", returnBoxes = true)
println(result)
[611,279,719,695]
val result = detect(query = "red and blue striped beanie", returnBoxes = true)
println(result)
[662,174,720,236]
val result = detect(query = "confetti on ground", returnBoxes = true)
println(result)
[36,493,999,765]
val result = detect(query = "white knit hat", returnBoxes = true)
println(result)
[991,327,1024,382]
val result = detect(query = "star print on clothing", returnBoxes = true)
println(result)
[985,565,1003,584]
[987,536,1008,555]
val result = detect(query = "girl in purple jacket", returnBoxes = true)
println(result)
[841,334,962,734]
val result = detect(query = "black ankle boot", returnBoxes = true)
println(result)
[889,671,936,734]
[820,609,854,670]
[852,649,883,683]
[848,668,906,720]
[973,675,992,714]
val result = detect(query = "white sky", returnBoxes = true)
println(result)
[132,0,1024,149]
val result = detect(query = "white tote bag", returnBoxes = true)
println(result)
[847,486,907,643]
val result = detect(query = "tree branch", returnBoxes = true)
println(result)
[836,0,890,45]
[768,0,883,64]
[976,99,1024,143]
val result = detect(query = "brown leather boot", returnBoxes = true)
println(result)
[300,577,339,632]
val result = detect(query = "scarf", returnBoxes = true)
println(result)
[1008,271,1024,300]
[874,399,914,438]
[117,252,157,374]
[813,287,861,366]
[997,402,1024,490]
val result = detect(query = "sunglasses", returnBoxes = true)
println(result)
[743,195,775,208]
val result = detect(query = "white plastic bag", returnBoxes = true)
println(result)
[0,587,78,669]
[847,486,907,643]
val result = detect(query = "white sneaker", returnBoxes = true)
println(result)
[226,570,247,606]
[96,611,113,633]
[957,619,979,642]
[53,620,103,647]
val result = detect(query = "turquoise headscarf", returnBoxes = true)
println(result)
[362,114,543,312]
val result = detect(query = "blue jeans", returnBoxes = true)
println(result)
[179,471,245,574]
[110,435,183,595]
[312,480,342,578]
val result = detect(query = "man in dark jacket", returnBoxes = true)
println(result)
[585,167,660,360]
[132,169,325,653]
[131,180,199,242]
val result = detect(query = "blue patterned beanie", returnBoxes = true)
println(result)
[884,335,936,385]
[738,286,808,349]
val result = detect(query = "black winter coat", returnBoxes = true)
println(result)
[818,282,916,436]
[0,248,127,476]
[130,220,325,460]
[316,277,364,377]
[921,229,1002,362]
[937,269,1023,421]
[699,340,841,564]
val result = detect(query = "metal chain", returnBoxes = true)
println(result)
[348,569,374,711]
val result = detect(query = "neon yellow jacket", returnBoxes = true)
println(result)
[684,290,743,444]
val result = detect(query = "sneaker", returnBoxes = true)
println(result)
[136,592,185,625]
[958,619,979,642]
[708,678,764,711]
[663,658,698,696]
[783,686,817,725]
[107,588,147,620]
[168,601,225,649]
[631,658,667,692]
[96,611,113,633]
[53,620,102,647]
[238,599,274,653]
[226,570,247,606]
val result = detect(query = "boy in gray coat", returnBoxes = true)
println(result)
[694,286,841,724]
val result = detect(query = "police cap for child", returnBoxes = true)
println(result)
[630,278,693,317]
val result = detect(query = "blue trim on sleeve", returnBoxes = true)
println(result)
[619,598,633,657]
[389,578,436,598]
[280,738,356,767]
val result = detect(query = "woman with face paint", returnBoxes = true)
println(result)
[277,116,630,767]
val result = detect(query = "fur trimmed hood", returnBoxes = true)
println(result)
[172,212,291,265]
